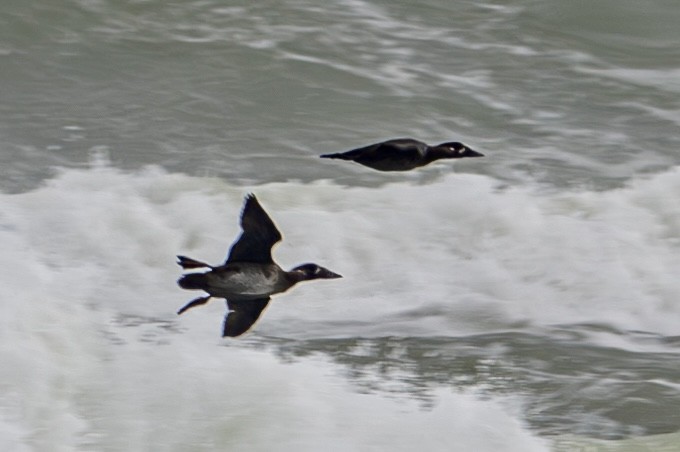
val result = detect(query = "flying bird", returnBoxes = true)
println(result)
[176,194,341,337]
[320,138,483,172]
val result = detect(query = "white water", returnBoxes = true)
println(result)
[5,164,680,337]
[1,163,679,450]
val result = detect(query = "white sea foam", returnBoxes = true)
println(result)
[2,164,679,450]
[3,164,680,336]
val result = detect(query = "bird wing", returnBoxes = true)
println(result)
[338,142,382,159]
[222,298,271,337]
[225,194,282,264]
[376,138,428,157]
[348,138,427,160]
[176,295,211,315]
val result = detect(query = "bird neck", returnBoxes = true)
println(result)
[284,269,306,286]
[425,146,452,161]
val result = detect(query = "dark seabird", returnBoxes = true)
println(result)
[176,194,341,337]
[320,138,483,172]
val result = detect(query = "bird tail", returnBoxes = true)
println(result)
[177,273,207,290]
[177,255,212,269]
[320,152,351,160]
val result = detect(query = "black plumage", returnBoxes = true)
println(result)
[320,138,483,172]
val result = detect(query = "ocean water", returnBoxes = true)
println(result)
[1,0,679,451]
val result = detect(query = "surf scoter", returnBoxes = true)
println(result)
[320,138,483,172]
[176,194,341,337]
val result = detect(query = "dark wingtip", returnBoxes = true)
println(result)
[243,193,262,210]
[222,316,251,338]
[176,295,211,315]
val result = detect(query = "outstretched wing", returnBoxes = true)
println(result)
[222,298,271,337]
[176,295,211,315]
[225,194,282,264]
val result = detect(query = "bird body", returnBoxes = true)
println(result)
[179,263,288,299]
